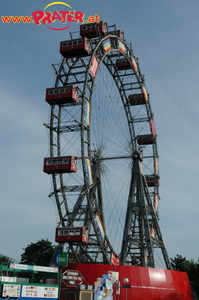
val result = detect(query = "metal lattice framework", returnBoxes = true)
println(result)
[44,23,171,269]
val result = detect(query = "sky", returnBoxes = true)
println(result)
[0,0,199,264]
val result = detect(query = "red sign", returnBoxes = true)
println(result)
[62,269,84,288]
[89,56,99,78]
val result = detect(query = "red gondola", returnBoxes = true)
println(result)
[137,120,157,145]
[128,93,148,105]
[60,38,90,58]
[45,85,78,105]
[137,134,156,145]
[146,175,160,187]
[116,58,131,70]
[108,30,124,41]
[55,227,89,243]
[43,156,77,174]
[80,21,107,38]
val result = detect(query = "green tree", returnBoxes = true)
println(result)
[20,239,55,266]
[171,254,199,298]
[187,259,199,298]
[170,254,190,272]
[0,255,10,265]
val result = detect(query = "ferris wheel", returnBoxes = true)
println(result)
[43,22,171,269]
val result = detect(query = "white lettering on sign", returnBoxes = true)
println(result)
[62,269,84,287]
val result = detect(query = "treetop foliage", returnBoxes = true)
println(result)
[20,239,55,266]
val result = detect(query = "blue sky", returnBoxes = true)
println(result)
[0,0,199,264]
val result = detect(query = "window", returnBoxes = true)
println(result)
[60,88,64,93]
[58,230,63,236]
[54,89,59,94]
[67,292,78,300]
[63,159,69,164]
[46,160,52,165]
[48,90,53,95]
[78,40,83,45]
[68,42,72,46]
[73,87,78,96]
[83,228,88,236]
[71,157,77,165]
[52,160,58,165]
[73,41,77,45]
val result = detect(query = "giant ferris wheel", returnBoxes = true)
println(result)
[43,22,171,270]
